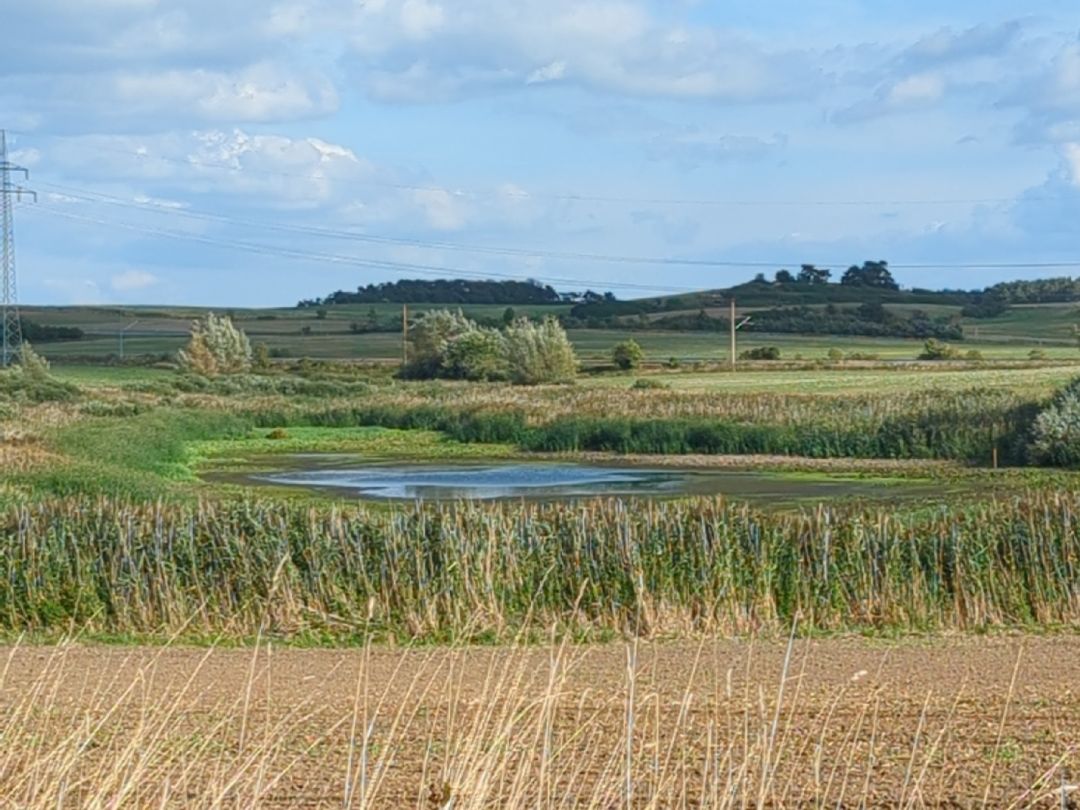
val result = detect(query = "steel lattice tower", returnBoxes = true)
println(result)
[1,130,34,367]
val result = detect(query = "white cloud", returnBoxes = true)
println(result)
[344,0,823,103]
[400,0,445,40]
[900,21,1023,68]
[526,61,568,85]
[109,63,338,123]
[111,270,159,291]
[412,188,469,230]
[887,73,945,105]
[1004,40,1080,146]
[834,72,948,123]
[47,129,373,207]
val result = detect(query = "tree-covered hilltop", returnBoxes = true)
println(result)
[984,277,1080,304]
[300,278,564,306]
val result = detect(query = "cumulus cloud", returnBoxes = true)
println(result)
[1,2,340,129]
[103,63,339,123]
[1003,39,1080,146]
[343,0,825,103]
[832,20,1030,125]
[110,270,159,291]
[46,129,374,207]
[899,21,1024,69]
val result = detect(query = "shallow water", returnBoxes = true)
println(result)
[251,459,946,504]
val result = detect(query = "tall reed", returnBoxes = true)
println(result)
[2,494,1078,640]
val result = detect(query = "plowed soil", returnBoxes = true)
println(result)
[1,636,1078,808]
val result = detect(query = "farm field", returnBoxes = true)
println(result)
[19,301,1080,364]
[0,637,1075,807]
[27,327,1080,363]
[583,363,1080,394]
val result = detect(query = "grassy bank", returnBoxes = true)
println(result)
[2,494,1079,643]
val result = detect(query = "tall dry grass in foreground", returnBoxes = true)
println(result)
[0,635,1075,808]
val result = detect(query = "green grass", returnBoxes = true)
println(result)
[15,409,249,499]
[582,364,1080,395]
[49,365,174,385]
[192,425,515,464]
[961,302,1080,343]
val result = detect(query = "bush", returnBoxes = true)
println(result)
[1031,379,1080,466]
[177,313,252,377]
[612,339,645,370]
[1029,349,1049,361]
[632,378,670,390]
[442,328,508,381]
[504,317,578,385]
[403,309,476,379]
[739,346,781,361]
[0,344,80,404]
[402,311,577,384]
[917,339,961,361]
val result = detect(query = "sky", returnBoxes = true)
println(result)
[4,0,1080,306]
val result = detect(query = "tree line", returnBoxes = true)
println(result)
[300,279,564,306]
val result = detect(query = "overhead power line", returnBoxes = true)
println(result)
[25,205,704,294]
[31,182,1080,274]
[34,181,820,270]
[38,137,1033,209]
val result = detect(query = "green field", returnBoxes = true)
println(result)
[583,363,1080,394]
[16,296,1080,368]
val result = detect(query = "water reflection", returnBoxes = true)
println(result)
[255,461,942,504]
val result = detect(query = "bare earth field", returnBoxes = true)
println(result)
[2,637,1078,808]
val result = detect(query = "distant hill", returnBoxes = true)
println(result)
[565,264,1080,341]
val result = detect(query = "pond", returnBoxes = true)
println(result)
[241,458,951,505]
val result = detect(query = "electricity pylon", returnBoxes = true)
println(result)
[1,129,36,367]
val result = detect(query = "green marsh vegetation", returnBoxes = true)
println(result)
[4,328,1080,643]
[3,493,1080,642]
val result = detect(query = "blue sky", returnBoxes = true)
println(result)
[3,0,1080,305]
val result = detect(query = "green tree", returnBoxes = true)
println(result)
[178,313,252,377]
[612,338,644,370]
[840,260,898,290]
[797,264,831,284]
[405,309,477,377]
[504,317,578,385]
[443,328,508,381]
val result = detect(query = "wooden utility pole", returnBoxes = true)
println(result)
[730,298,737,371]
[402,304,409,365]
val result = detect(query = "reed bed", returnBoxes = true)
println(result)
[217,384,1041,462]
[2,494,1079,641]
